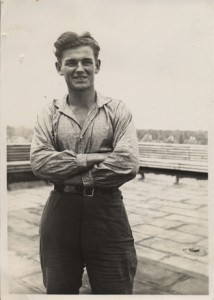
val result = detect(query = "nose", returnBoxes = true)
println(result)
[76,62,84,73]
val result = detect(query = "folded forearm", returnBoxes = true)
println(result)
[83,149,139,188]
[63,175,83,186]
[56,171,136,188]
[91,163,138,188]
[31,149,88,180]
[31,150,112,181]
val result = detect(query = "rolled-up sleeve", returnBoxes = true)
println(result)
[82,101,140,188]
[30,104,88,180]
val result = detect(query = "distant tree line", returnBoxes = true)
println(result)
[7,126,208,145]
[137,129,208,145]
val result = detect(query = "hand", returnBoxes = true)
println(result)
[98,152,112,161]
[86,152,112,168]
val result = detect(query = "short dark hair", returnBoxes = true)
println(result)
[54,31,100,62]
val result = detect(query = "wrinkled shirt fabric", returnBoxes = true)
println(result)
[30,92,139,188]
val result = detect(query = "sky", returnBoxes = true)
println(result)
[1,0,213,130]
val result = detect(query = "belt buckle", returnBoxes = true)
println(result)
[83,187,94,197]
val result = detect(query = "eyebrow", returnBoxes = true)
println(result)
[65,58,93,62]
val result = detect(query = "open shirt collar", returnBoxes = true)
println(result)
[53,91,112,113]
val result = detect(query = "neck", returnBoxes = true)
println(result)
[67,87,96,108]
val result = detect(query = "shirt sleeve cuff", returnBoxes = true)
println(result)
[82,170,94,188]
[76,154,87,170]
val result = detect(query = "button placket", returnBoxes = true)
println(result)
[80,105,98,137]
[78,135,85,153]
[77,105,99,153]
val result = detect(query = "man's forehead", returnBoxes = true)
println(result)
[62,46,95,60]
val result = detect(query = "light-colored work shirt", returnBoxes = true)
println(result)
[30,92,140,188]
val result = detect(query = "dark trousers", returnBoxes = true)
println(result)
[39,188,137,294]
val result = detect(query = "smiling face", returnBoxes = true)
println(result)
[56,46,100,91]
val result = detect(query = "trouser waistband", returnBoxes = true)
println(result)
[54,184,117,197]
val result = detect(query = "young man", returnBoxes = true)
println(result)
[31,31,139,294]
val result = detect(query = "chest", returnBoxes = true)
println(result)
[72,107,89,128]
[56,109,114,152]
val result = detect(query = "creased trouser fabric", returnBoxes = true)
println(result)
[39,189,137,294]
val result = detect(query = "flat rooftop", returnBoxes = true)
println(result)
[7,174,208,295]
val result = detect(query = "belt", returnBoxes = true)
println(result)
[54,184,116,197]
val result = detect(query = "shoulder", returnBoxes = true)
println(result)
[36,97,64,123]
[98,92,131,115]
[110,99,130,111]
[105,98,132,120]
[98,95,132,128]
[41,96,65,114]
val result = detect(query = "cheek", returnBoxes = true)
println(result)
[63,67,74,75]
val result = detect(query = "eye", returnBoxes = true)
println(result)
[82,59,93,66]
[65,60,76,67]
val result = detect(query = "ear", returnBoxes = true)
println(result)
[55,62,63,76]
[95,59,101,74]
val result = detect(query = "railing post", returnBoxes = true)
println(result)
[140,173,145,180]
[175,175,179,184]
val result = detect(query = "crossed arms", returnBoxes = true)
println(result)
[30,101,139,188]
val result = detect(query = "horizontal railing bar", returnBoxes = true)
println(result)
[7,143,208,176]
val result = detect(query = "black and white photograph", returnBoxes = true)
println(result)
[1,0,213,298]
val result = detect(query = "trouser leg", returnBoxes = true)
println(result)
[82,190,137,294]
[85,248,137,294]
[39,191,84,294]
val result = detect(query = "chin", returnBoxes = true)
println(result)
[72,84,91,90]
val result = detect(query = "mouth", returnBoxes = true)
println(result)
[73,76,87,80]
